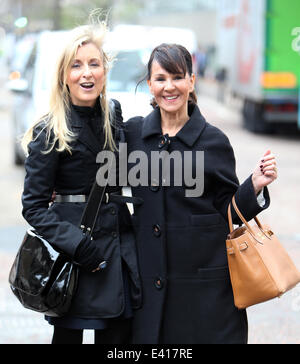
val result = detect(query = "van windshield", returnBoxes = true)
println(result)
[107,50,149,93]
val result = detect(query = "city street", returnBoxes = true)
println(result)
[0,77,300,344]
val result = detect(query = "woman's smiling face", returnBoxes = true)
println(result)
[67,42,105,107]
[147,60,195,116]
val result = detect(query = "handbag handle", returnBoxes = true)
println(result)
[227,195,264,235]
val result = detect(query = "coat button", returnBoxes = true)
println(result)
[155,277,164,290]
[110,207,116,215]
[153,224,161,237]
[111,231,118,238]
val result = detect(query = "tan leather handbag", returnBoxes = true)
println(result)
[226,196,300,309]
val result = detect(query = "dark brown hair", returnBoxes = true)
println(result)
[146,43,197,108]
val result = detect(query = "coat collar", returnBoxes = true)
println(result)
[141,104,207,147]
[69,100,102,127]
[69,103,103,154]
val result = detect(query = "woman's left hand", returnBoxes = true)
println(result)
[252,150,278,195]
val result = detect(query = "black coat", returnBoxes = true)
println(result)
[125,104,270,344]
[22,100,141,318]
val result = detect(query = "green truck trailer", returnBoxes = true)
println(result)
[217,0,300,132]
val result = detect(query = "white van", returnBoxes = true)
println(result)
[105,24,198,120]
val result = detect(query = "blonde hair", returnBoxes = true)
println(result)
[22,12,116,154]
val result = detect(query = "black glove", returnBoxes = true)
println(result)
[74,235,106,272]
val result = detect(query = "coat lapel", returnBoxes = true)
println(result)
[141,104,207,147]
[70,107,103,155]
[141,107,162,139]
[175,105,207,147]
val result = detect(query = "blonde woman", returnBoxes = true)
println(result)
[21,19,141,344]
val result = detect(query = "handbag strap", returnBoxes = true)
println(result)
[228,195,264,235]
[227,202,234,233]
[79,100,117,237]
[79,182,107,236]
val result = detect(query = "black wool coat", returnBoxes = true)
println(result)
[22,100,141,318]
[125,104,270,344]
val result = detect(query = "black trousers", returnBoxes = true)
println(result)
[51,318,132,344]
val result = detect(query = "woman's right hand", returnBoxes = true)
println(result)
[74,235,106,273]
[252,150,278,195]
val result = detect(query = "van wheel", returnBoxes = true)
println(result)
[243,99,274,133]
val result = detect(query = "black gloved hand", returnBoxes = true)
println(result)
[74,235,106,273]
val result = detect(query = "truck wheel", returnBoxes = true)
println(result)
[243,99,274,133]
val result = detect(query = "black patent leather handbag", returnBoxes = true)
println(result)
[9,228,78,317]
[9,182,108,317]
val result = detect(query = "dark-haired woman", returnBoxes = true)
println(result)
[125,43,278,344]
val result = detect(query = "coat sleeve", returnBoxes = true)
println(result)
[22,125,85,258]
[209,128,270,224]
